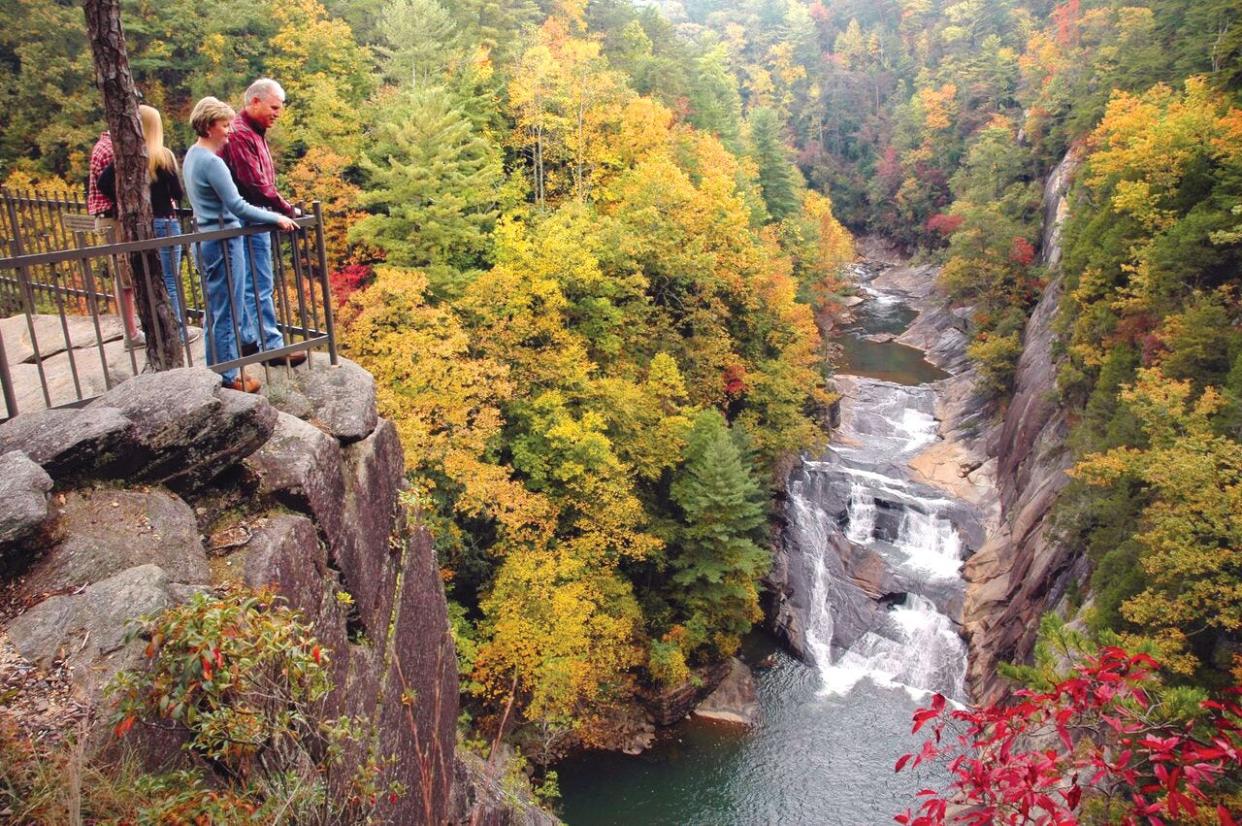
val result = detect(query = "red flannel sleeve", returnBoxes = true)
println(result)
[220,129,295,218]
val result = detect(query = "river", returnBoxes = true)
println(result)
[557,263,982,825]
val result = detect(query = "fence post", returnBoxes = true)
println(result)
[0,324,17,419]
[313,202,338,366]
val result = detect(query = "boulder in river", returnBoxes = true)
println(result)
[693,658,761,726]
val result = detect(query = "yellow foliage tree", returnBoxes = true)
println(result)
[1071,368,1242,674]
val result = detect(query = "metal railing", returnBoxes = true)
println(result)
[0,189,338,420]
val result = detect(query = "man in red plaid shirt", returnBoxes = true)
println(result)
[220,78,305,367]
[87,131,115,220]
[87,131,142,345]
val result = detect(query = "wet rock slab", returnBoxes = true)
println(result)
[694,658,761,726]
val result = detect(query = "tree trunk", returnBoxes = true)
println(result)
[82,0,183,370]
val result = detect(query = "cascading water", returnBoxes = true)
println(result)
[845,483,876,544]
[792,365,976,703]
[894,509,963,580]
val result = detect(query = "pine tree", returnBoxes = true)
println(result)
[352,85,501,296]
[747,107,802,222]
[667,409,770,658]
[376,0,460,88]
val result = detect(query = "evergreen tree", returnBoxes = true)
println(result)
[376,0,460,88]
[352,85,502,297]
[747,107,802,222]
[667,409,770,658]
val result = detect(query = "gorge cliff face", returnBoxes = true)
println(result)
[961,145,1086,703]
[0,361,549,824]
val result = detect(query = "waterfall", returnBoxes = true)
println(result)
[894,509,962,580]
[845,483,876,544]
[818,596,967,700]
[790,483,842,671]
[791,373,973,704]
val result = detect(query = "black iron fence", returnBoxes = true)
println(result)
[0,189,338,420]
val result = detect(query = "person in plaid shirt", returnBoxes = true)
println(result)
[87,131,114,218]
[87,131,142,346]
[220,78,305,368]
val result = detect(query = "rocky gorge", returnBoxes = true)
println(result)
[765,142,1088,707]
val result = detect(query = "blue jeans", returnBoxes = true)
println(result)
[197,233,249,384]
[239,224,284,352]
[153,217,184,336]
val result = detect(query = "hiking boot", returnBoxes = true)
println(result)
[263,350,308,368]
[223,373,261,393]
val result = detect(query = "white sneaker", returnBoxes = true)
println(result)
[124,331,147,349]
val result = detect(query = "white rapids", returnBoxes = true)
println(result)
[791,369,971,703]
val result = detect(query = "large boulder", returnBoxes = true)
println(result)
[259,354,378,443]
[87,368,277,489]
[7,564,174,694]
[694,658,761,726]
[20,488,208,595]
[638,659,732,726]
[243,410,346,550]
[0,451,53,552]
[0,406,134,482]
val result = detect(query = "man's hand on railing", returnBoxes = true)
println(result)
[276,215,298,232]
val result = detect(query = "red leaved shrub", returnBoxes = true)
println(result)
[896,649,1242,825]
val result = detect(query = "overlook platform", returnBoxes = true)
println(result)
[0,189,337,421]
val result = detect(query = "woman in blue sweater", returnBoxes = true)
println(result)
[183,96,296,393]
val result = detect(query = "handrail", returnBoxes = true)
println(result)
[1,216,317,270]
[0,192,338,421]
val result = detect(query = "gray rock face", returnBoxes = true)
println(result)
[898,303,971,374]
[1,362,463,824]
[1041,145,1086,269]
[9,564,171,666]
[870,263,939,299]
[963,144,1085,704]
[242,514,328,617]
[694,658,761,726]
[964,276,1074,703]
[0,406,134,481]
[244,411,346,549]
[0,451,53,550]
[8,564,175,707]
[22,488,208,595]
[260,354,378,443]
[0,313,124,366]
[88,367,277,489]
[377,525,459,825]
[337,418,404,639]
[239,421,458,825]
[449,753,564,826]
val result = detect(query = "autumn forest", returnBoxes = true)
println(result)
[3,0,1242,821]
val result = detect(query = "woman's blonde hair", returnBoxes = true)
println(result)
[138,104,178,179]
[189,97,235,139]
